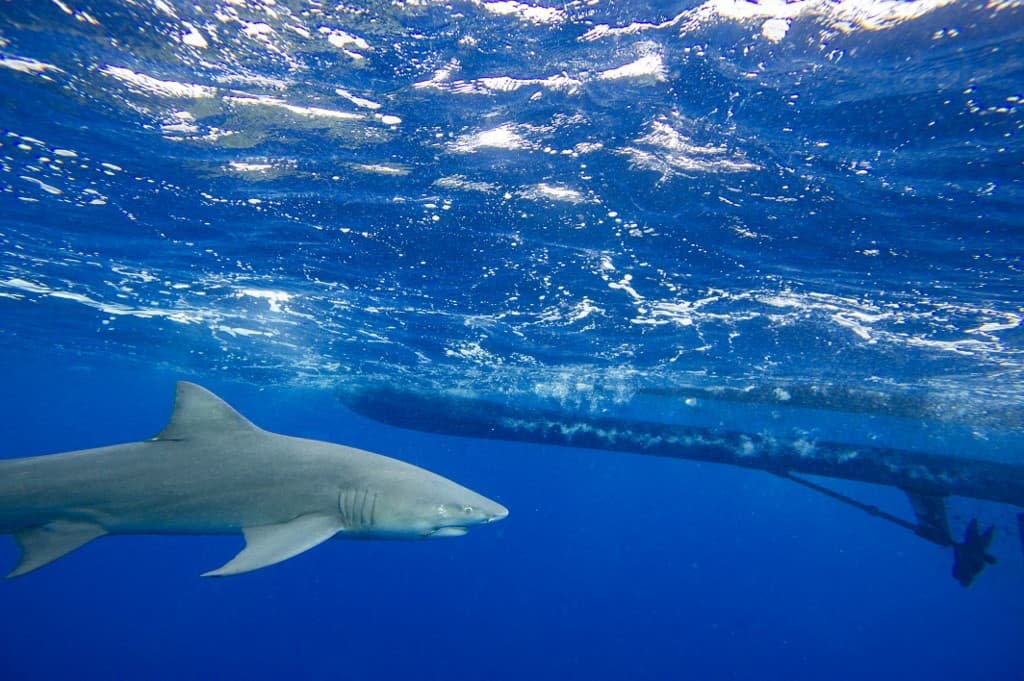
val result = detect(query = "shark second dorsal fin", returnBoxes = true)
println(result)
[154,382,259,441]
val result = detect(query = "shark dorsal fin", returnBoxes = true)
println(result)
[155,382,259,441]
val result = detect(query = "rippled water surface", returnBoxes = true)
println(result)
[3,0,1021,421]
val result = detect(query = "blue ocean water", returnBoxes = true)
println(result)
[1,0,1023,679]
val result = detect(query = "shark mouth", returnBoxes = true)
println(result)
[427,527,468,538]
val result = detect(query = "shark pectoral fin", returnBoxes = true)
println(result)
[202,514,343,577]
[8,520,107,579]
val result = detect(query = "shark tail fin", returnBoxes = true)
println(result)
[154,382,260,441]
[7,520,106,578]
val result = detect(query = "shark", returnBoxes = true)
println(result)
[0,382,508,578]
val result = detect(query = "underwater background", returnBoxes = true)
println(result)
[1,0,1022,678]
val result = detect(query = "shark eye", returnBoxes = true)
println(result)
[462,505,474,514]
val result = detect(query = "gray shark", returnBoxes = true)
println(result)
[0,382,507,578]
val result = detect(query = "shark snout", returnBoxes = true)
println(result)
[486,502,509,522]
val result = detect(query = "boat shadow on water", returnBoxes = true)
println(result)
[340,381,1024,588]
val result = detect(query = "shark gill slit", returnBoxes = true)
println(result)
[339,488,376,530]
[339,488,350,528]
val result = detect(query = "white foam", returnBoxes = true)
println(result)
[214,74,290,90]
[581,15,683,42]
[109,265,158,283]
[478,74,583,94]
[598,54,666,81]
[229,161,273,172]
[608,274,644,302]
[760,292,805,308]
[748,289,1024,362]
[226,95,362,120]
[242,22,274,38]
[761,17,791,41]
[335,87,382,110]
[820,0,957,31]
[0,57,63,76]
[237,287,293,313]
[0,278,49,294]
[0,277,203,324]
[153,0,177,18]
[968,315,1022,334]
[285,23,313,39]
[700,0,811,22]
[161,121,199,134]
[161,111,200,135]
[475,0,566,24]
[584,0,961,42]
[350,163,410,176]
[103,66,216,99]
[902,336,993,356]
[574,142,604,155]
[832,312,874,341]
[216,325,272,338]
[521,183,586,203]
[451,124,531,153]
[181,22,209,48]
[433,175,498,193]
[567,298,603,323]
[414,59,461,91]
[422,66,583,97]
[320,28,370,51]
[620,120,758,178]
[445,341,496,362]
[20,176,62,195]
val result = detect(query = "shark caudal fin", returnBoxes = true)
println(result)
[7,520,107,578]
[154,382,260,441]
